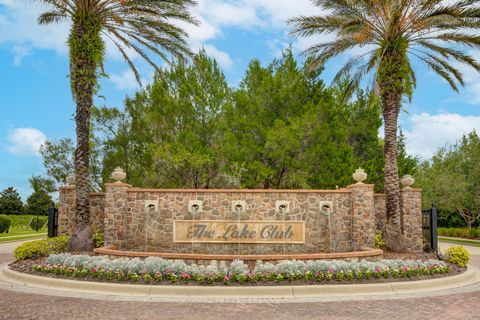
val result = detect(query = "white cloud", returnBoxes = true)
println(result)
[245,0,317,26]
[0,1,141,62]
[0,1,69,54]
[453,50,480,105]
[202,44,233,69]
[197,0,261,28]
[11,45,29,65]
[403,113,480,159]
[0,0,318,71]
[7,128,47,156]
[110,69,142,90]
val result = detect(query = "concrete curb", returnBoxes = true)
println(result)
[1,264,479,299]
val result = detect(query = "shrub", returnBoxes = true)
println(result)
[14,235,69,260]
[29,216,47,231]
[444,246,470,267]
[469,228,479,238]
[92,232,104,248]
[0,215,11,233]
[374,232,386,250]
[437,227,480,239]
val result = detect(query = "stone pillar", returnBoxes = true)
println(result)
[58,186,76,235]
[89,193,106,233]
[348,183,376,250]
[104,182,131,249]
[400,188,423,253]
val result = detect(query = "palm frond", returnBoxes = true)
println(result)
[36,0,199,86]
[289,0,480,96]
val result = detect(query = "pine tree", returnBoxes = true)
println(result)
[0,187,24,215]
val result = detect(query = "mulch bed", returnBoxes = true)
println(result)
[8,256,466,287]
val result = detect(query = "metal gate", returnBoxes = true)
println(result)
[422,205,438,253]
[47,207,58,238]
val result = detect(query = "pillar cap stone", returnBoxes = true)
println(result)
[66,173,76,186]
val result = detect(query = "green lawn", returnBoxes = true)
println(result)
[0,215,48,238]
[438,236,480,247]
[0,233,47,243]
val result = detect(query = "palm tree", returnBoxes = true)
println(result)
[290,0,480,251]
[37,0,198,251]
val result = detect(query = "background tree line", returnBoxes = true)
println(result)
[416,131,480,229]
[40,50,416,192]
[0,176,54,216]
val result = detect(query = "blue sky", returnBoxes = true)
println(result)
[1,0,480,200]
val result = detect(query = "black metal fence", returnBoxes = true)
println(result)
[47,207,58,238]
[422,205,438,253]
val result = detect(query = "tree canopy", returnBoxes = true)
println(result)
[41,50,417,192]
[417,131,480,228]
[0,187,24,215]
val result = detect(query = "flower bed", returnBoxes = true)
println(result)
[30,254,450,286]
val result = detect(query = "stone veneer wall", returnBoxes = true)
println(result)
[121,188,354,254]
[58,187,105,235]
[58,184,424,253]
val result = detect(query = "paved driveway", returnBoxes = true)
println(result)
[0,239,34,264]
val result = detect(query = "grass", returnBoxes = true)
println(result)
[438,236,480,247]
[0,215,47,238]
[0,233,46,243]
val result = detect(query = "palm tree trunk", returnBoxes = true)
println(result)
[67,17,100,252]
[380,86,405,252]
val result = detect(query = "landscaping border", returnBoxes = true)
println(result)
[2,263,478,299]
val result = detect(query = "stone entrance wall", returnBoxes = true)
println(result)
[58,187,105,235]
[59,181,423,253]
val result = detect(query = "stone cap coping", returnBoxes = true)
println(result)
[90,192,105,197]
[125,188,351,194]
[104,183,133,188]
[346,184,375,189]
[59,186,75,190]
[401,188,422,192]
[93,246,383,261]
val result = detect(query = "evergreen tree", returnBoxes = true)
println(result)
[25,191,52,216]
[25,176,54,216]
[95,50,232,188]
[0,187,24,215]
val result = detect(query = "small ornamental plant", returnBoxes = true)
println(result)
[444,246,470,268]
[30,254,450,286]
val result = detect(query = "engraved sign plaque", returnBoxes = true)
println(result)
[173,220,305,244]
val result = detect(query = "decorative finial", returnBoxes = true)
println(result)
[111,167,126,183]
[352,168,367,184]
[401,174,415,189]
[66,173,76,186]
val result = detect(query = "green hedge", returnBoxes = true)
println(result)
[14,236,69,260]
[29,216,47,231]
[0,215,11,233]
[438,227,480,239]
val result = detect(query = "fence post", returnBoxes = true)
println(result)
[430,205,438,253]
[47,206,58,238]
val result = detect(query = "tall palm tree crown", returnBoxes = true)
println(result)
[290,0,480,251]
[37,0,198,251]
